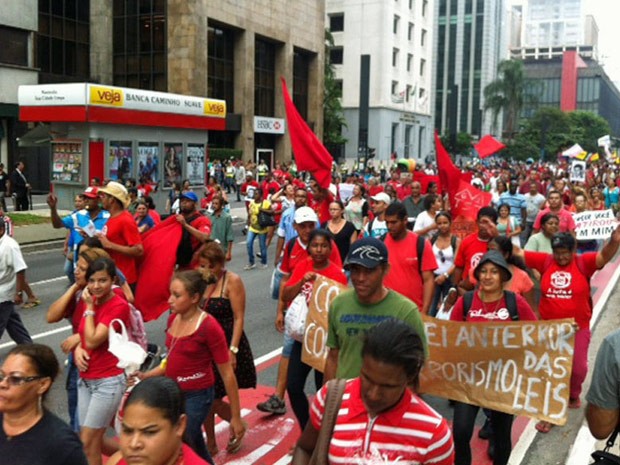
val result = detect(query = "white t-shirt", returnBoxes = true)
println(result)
[0,234,27,302]
[364,218,388,238]
[413,210,436,238]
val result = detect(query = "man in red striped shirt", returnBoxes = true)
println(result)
[293,320,454,465]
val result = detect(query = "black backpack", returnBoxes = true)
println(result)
[461,290,519,321]
[176,213,201,266]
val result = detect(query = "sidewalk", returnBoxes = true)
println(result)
[13,206,247,251]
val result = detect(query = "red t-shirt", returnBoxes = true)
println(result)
[165,313,229,391]
[454,233,491,282]
[450,291,537,322]
[137,184,153,198]
[280,238,342,274]
[383,232,438,307]
[368,185,384,197]
[148,209,161,225]
[397,184,412,200]
[524,251,598,329]
[262,180,281,198]
[78,293,130,379]
[102,211,143,284]
[187,214,212,251]
[309,192,334,224]
[286,258,347,304]
[118,444,207,465]
[533,207,575,232]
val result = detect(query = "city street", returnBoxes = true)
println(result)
[4,206,620,464]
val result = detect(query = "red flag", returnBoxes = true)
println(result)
[134,216,183,322]
[281,78,333,188]
[435,133,491,219]
[474,135,506,158]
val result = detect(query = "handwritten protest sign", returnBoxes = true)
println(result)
[420,315,575,425]
[301,276,348,372]
[573,209,618,240]
[451,215,478,239]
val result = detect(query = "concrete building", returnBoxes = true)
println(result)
[326,0,435,163]
[433,0,507,140]
[0,1,38,179]
[6,0,325,190]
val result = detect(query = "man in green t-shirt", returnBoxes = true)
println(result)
[323,237,427,381]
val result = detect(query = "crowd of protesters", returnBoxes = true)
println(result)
[4,152,620,465]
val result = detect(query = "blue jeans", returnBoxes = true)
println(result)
[66,353,80,432]
[246,230,267,265]
[429,276,454,317]
[64,257,76,284]
[185,387,215,465]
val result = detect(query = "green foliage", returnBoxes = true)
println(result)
[324,29,347,152]
[511,107,611,161]
[440,132,473,155]
[208,148,243,161]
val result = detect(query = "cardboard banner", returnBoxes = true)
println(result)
[301,276,348,372]
[420,315,576,425]
[338,183,355,203]
[573,209,619,240]
[451,215,478,239]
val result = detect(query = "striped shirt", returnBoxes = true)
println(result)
[310,378,454,465]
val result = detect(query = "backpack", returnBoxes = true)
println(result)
[462,290,519,321]
[176,213,201,266]
[431,234,457,252]
[126,303,147,350]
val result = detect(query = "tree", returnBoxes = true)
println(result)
[440,132,473,155]
[483,60,533,139]
[566,111,611,154]
[323,29,347,159]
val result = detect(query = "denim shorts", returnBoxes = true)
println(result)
[282,331,295,358]
[78,373,126,429]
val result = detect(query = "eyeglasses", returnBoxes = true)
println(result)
[0,374,45,386]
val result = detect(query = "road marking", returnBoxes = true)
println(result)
[225,418,295,465]
[214,409,252,434]
[0,325,71,350]
[30,276,67,286]
[508,421,538,465]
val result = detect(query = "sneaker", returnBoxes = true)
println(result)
[243,264,256,270]
[478,418,492,440]
[260,264,269,269]
[256,394,286,415]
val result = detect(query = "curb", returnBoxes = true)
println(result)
[21,239,65,254]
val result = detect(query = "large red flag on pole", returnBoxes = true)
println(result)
[435,133,492,237]
[281,78,333,188]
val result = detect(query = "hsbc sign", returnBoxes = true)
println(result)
[254,116,286,134]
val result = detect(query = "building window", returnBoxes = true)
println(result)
[422,0,428,16]
[407,53,413,71]
[391,80,399,94]
[293,50,310,120]
[335,79,343,94]
[38,0,90,82]
[255,38,276,117]
[406,84,412,102]
[421,28,427,47]
[393,15,400,34]
[420,58,426,76]
[330,46,343,64]
[208,24,235,113]
[0,26,29,67]
[113,0,166,91]
[329,13,344,32]
[409,0,414,9]
[392,48,399,67]
[408,23,414,41]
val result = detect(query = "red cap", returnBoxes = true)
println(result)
[83,186,99,199]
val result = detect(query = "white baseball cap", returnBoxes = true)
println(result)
[371,192,391,205]
[294,206,319,224]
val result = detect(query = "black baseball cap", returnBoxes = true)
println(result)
[344,237,389,269]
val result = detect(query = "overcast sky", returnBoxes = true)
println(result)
[583,0,620,84]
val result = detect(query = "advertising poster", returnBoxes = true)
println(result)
[138,143,159,184]
[109,141,133,182]
[51,140,83,183]
[163,143,183,188]
[186,144,205,186]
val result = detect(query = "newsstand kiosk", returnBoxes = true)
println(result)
[18,83,226,210]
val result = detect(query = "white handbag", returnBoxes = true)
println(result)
[284,294,310,342]
[108,318,148,374]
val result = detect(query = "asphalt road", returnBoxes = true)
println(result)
[2,219,286,425]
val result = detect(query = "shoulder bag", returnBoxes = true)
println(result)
[592,426,620,464]
[308,379,347,465]
[258,200,277,228]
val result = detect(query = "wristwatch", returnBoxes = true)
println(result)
[229,345,239,354]
[443,272,450,279]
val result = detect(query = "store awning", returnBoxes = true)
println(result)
[17,123,50,147]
